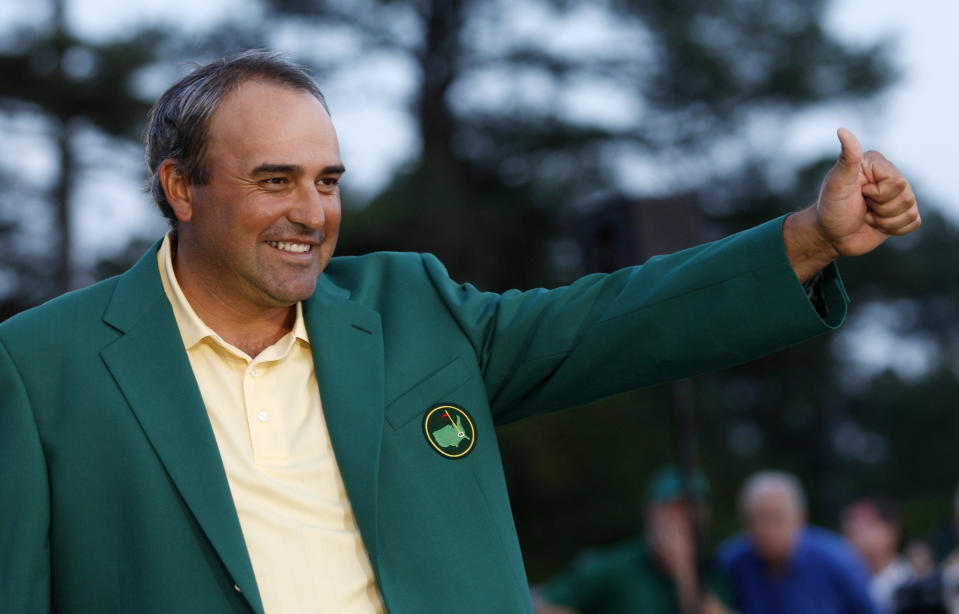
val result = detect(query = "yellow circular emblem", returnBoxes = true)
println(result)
[423,404,476,459]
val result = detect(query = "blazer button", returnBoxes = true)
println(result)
[234,584,242,593]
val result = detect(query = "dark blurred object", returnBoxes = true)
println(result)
[574,194,705,272]
[895,540,948,614]
[893,576,948,614]
[938,484,959,613]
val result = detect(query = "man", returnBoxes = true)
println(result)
[0,50,920,613]
[533,466,731,614]
[842,498,912,614]
[720,471,877,614]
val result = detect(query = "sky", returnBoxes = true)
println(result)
[1,0,956,267]
[806,0,957,219]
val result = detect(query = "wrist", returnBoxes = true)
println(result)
[783,206,840,283]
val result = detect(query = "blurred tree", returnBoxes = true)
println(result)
[0,0,161,299]
[262,0,891,291]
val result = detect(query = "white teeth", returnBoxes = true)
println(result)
[267,241,311,253]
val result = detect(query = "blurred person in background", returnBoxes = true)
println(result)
[905,540,938,581]
[532,466,731,614]
[719,471,876,614]
[893,539,948,614]
[842,498,911,614]
[941,485,959,613]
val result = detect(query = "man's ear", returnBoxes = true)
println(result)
[158,159,194,223]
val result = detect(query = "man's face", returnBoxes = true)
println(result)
[646,500,695,566]
[744,489,803,567]
[842,504,898,568]
[178,79,343,309]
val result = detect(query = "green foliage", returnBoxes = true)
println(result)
[337,153,558,292]
[0,13,163,295]
[0,29,160,137]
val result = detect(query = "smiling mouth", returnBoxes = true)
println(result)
[266,240,313,254]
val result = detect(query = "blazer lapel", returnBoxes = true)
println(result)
[304,276,385,564]
[100,245,264,614]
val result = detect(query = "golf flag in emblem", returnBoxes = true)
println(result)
[424,404,476,459]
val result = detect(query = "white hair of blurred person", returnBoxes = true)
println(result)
[738,471,807,572]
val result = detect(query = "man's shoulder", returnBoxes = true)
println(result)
[799,527,866,573]
[321,251,472,305]
[325,250,424,275]
[0,275,121,343]
[325,251,445,280]
[801,526,852,554]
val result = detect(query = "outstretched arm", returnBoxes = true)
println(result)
[784,127,921,283]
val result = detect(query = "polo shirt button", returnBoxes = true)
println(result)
[250,367,258,377]
[258,411,268,422]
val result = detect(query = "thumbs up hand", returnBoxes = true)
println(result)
[816,127,920,257]
[784,128,920,282]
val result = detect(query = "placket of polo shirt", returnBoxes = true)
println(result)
[244,332,299,466]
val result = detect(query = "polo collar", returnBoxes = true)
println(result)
[157,233,311,356]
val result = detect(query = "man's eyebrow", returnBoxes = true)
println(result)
[251,163,302,175]
[250,163,345,175]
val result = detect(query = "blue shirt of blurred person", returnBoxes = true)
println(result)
[719,527,878,614]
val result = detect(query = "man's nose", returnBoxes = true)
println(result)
[289,182,327,229]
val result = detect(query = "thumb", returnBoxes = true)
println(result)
[833,127,863,179]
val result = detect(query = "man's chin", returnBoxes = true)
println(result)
[267,277,319,305]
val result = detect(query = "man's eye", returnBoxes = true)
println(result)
[319,177,339,187]
[263,177,286,185]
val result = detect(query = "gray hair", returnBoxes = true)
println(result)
[738,470,807,515]
[145,49,329,227]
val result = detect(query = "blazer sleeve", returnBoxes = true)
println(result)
[419,215,849,425]
[0,338,52,613]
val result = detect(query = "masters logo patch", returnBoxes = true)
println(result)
[424,404,476,459]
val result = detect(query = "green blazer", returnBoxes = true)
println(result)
[0,216,847,613]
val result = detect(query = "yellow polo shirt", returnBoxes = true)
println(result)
[157,235,386,614]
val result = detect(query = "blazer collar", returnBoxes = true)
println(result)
[102,239,168,334]
[100,243,386,598]
[100,241,265,614]
[303,273,385,563]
